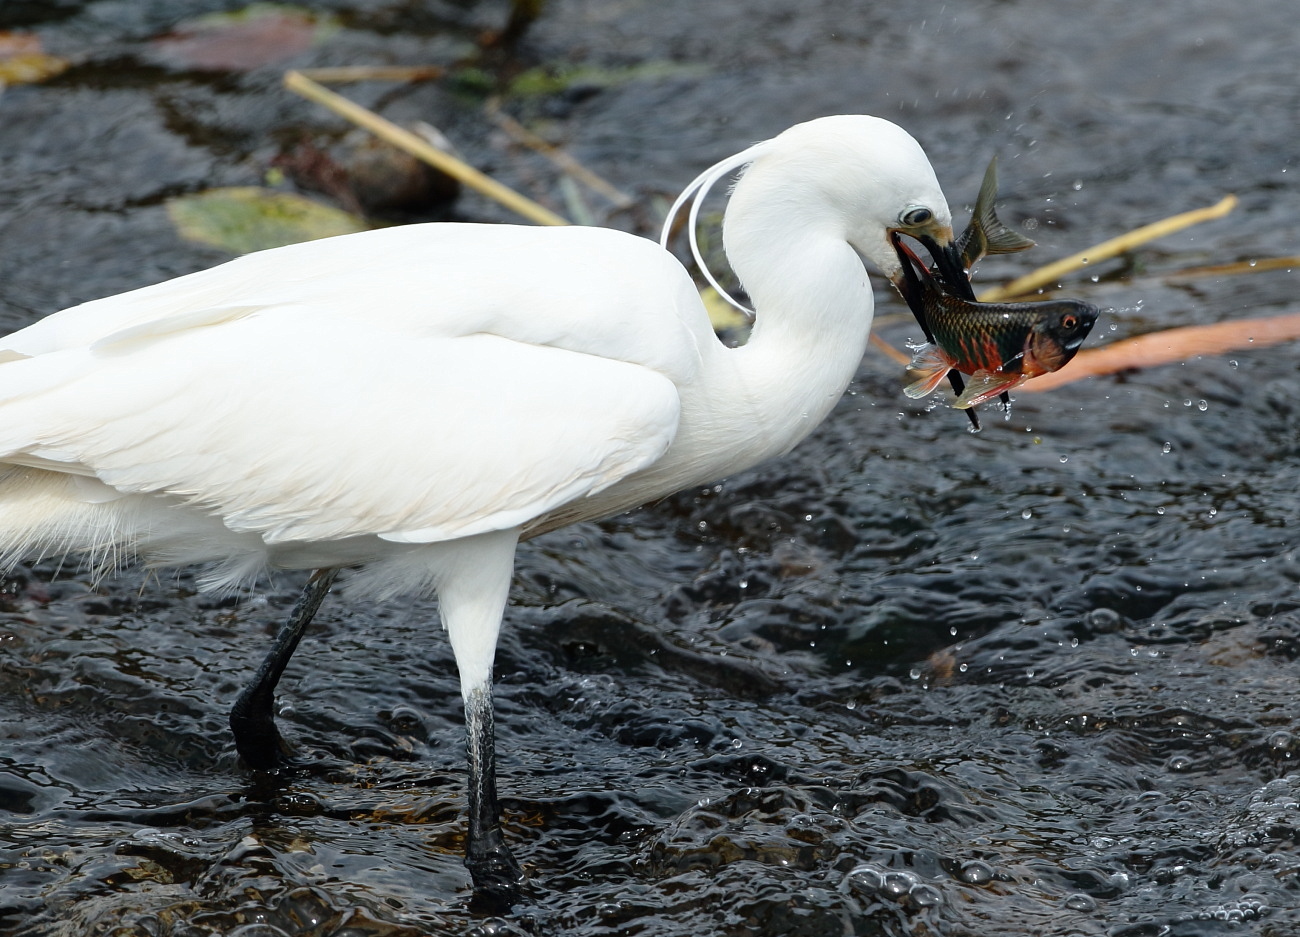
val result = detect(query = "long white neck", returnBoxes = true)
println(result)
[689,154,877,470]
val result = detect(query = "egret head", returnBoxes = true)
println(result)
[749,115,975,299]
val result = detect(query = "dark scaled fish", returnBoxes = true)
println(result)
[902,260,1098,409]
[893,155,1091,420]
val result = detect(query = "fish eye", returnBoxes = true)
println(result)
[1061,314,1078,329]
[900,207,933,227]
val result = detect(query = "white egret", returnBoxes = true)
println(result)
[0,115,972,896]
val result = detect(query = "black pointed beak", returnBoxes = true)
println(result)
[918,235,976,301]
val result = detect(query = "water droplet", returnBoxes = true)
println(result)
[1156,506,1165,515]
[1072,179,1083,191]
[1059,455,1069,463]
[1161,442,1172,454]
[908,667,922,681]
[1021,508,1033,519]
[1065,893,1098,912]
[1183,399,1193,407]
[845,699,857,710]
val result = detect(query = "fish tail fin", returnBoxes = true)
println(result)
[952,369,1027,409]
[974,157,1036,256]
[903,344,952,399]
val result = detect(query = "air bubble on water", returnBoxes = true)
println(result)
[1249,259,1257,267]
[909,883,943,907]
[1230,359,1238,368]
[1059,455,1069,463]
[883,872,914,896]
[959,860,993,884]
[1156,506,1165,515]
[1183,399,1192,407]
[1197,400,1208,411]
[1065,894,1098,912]
[1072,179,1083,190]
[909,666,923,681]
[1161,442,1172,454]
[1021,508,1033,519]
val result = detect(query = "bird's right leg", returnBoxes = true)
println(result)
[230,568,338,770]
[436,529,525,900]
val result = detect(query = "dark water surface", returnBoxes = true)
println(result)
[2,1,1299,934]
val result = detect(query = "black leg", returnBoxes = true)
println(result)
[464,681,523,900]
[230,569,338,770]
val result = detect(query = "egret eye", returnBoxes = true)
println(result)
[900,207,933,227]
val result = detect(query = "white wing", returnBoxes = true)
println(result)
[0,224,711,384]
[0,315,680,543]
[0,224,710,545]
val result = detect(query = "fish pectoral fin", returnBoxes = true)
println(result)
[903,345,953,399]
[952,370,1027,409]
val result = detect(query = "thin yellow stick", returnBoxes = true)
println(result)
[293,66,445,83]
[486,100,635,208]
[1164,255,1300,280]
[978,194,1238,301]
[283,69,569,227]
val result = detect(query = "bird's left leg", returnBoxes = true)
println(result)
[230,568,339,769]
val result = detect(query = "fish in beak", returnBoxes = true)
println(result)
[890,227,983,427]
[889,157,1046,428]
